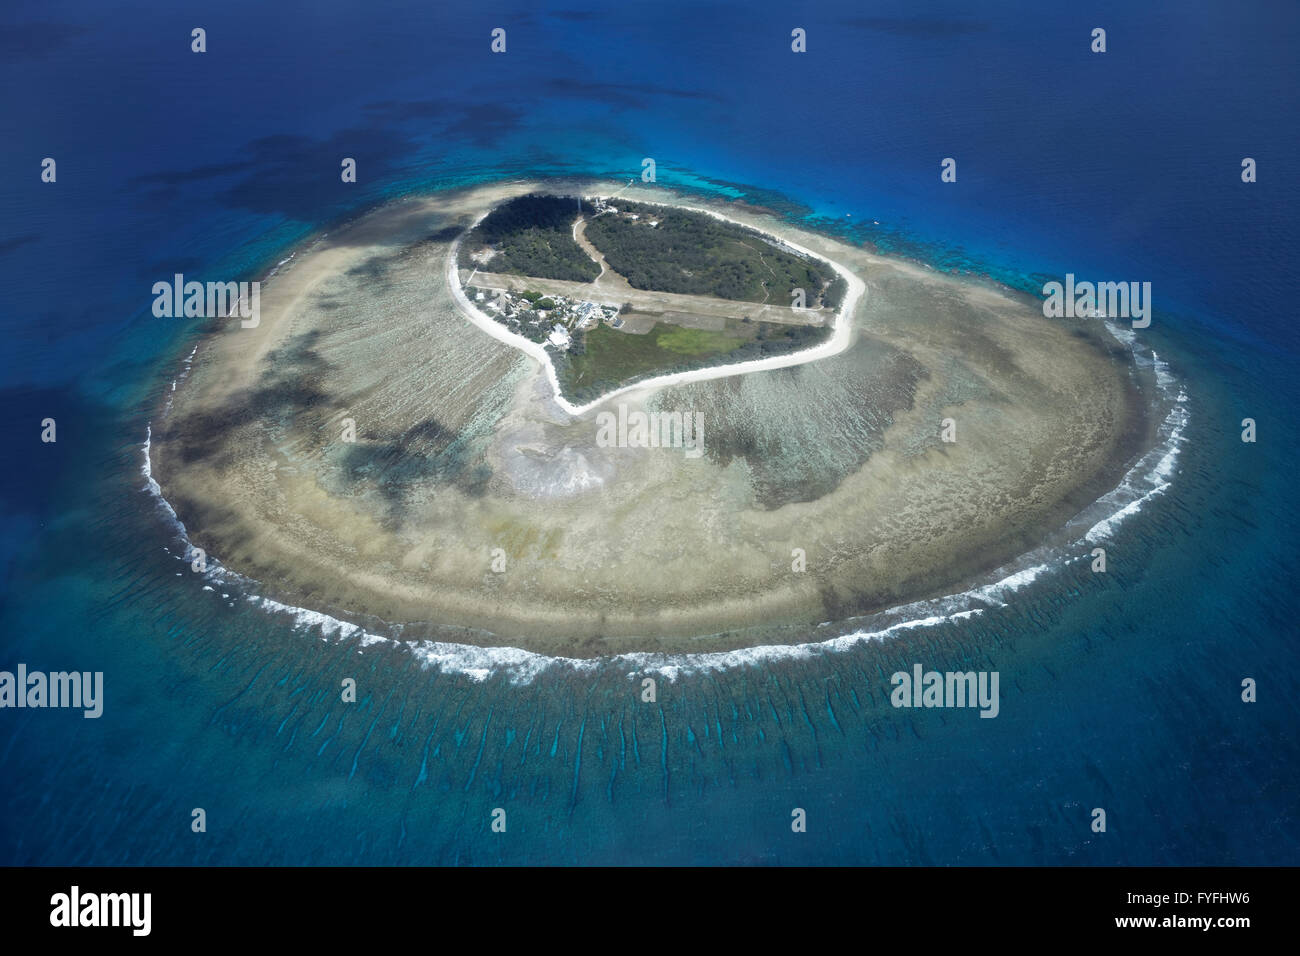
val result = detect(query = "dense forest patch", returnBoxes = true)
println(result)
[458,194,600,281]
[584,201,841,305]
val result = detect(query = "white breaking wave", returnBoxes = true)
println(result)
[142,417,1054,684]
[1082,344,1189,544]
[141,239,1187,685]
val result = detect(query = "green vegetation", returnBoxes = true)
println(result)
[553,318,830,404]
[584,201,840,306]
[459,194,599,282]
[457,195,844,404]
[823,275,848,310]
[519,291,559,311]
[654,326,744,355]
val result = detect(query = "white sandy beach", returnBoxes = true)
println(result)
[446,198,865,417]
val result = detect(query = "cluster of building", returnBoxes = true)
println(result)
[465,285,621,349]
[590,196,659,227]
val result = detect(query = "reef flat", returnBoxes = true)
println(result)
[151,179,1152,656]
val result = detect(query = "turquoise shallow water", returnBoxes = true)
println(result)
[2,0,1297,864]
[1,216,1295,864]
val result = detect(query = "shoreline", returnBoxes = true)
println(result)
[143,334,1180,681]
[446,196,865,417]
[150,177,1161,658]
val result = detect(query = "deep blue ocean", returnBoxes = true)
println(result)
[1,0,1297,864]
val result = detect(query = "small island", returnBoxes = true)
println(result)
[455,193,844,405]
[150,179,1156,657]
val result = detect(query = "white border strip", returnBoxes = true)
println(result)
[446,197,865,417]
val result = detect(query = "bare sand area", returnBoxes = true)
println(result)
[464,270,830,327]
[151,179,1153,656]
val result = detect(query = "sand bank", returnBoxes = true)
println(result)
[151,179,1154,656]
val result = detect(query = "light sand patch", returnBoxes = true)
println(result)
[151,179,1152,656]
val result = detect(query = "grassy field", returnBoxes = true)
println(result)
[563,323,743,390]
[555,318,828,404]
[653,326,747,356]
